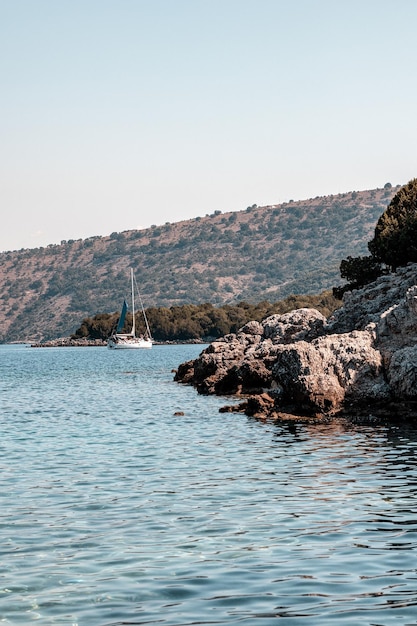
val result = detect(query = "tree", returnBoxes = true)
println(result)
[339,255,383,285]
[368,178,417,269]
[333,255,384,298]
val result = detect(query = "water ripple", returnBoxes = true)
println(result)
[1,345,417,624]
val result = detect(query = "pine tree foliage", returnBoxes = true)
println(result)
[368,178,417,269]
[333,255,385,298]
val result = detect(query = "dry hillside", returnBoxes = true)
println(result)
[0,185,398,342]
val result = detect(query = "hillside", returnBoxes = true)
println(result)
[0,185,398,342]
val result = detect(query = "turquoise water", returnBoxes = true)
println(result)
[1,344,417,625]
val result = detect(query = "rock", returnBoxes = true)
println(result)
[173,360,195,385]
[239,320,263,336]
[244,393,276,418]
[262,308,328,343]
[30,337,106,347]
[329,263,417,333]
[175,308,327,396]
[219,402,248,414]
[388,347,417,399]
[175,263,417,420]
[377,285,417,352]
[271,330,389,414]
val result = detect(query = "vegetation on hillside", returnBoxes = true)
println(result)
[0,185,399,342]
[64,179,417,342]
[72,291,341,342]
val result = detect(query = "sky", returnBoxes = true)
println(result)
[1,0,417,252]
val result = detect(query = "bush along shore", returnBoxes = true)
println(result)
[174,263,417,422]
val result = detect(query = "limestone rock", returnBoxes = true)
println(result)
[388,346,417,399]
[262,308,327,343]
[239,320,263,336]
[272,330,389,414]
[330,263,417,333]
[176,308,329,396]
[175,263,417,419]
[377,285,417,353]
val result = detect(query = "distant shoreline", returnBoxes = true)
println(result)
[29,338,205,348]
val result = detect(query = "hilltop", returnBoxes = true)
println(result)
[0,185,398,342]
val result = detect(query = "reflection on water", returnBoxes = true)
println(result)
[0,344,417,625]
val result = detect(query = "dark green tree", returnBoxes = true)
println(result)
[368,178,417,269]
[340,255,384,286]
[333,255,384,299]
[71,292,342,342]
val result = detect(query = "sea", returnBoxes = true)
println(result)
[1,343,417,626]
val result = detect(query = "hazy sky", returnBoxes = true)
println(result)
[1,0,416,252]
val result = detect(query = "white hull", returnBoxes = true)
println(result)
[107,336,152,350]
[108,269,153,351]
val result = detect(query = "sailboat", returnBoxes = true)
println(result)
[107,268,153,349]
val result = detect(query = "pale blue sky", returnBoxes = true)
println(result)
[1,0,416,252]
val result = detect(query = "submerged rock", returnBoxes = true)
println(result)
[175,263,417,420]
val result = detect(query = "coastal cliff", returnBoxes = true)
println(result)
[174,263,417,421]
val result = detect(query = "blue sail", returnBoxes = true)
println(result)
[116,299,128,333]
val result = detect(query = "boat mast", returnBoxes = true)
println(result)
[133,271,153,341]
[130,267,136,337]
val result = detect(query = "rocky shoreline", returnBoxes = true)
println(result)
[30,338,106,347]
[174,263,417,421]
[29,338,204,348]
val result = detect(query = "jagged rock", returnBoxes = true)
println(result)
[175,308,327,396]
[244,393,276,418]
[329,263,417,333]
[175,263,417,419]
[377,285,417,352]
[239,320,263,336]
[174,360,196,385]
[271,330,389,414]
[388,347,417,399]
[262,308,327,343]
